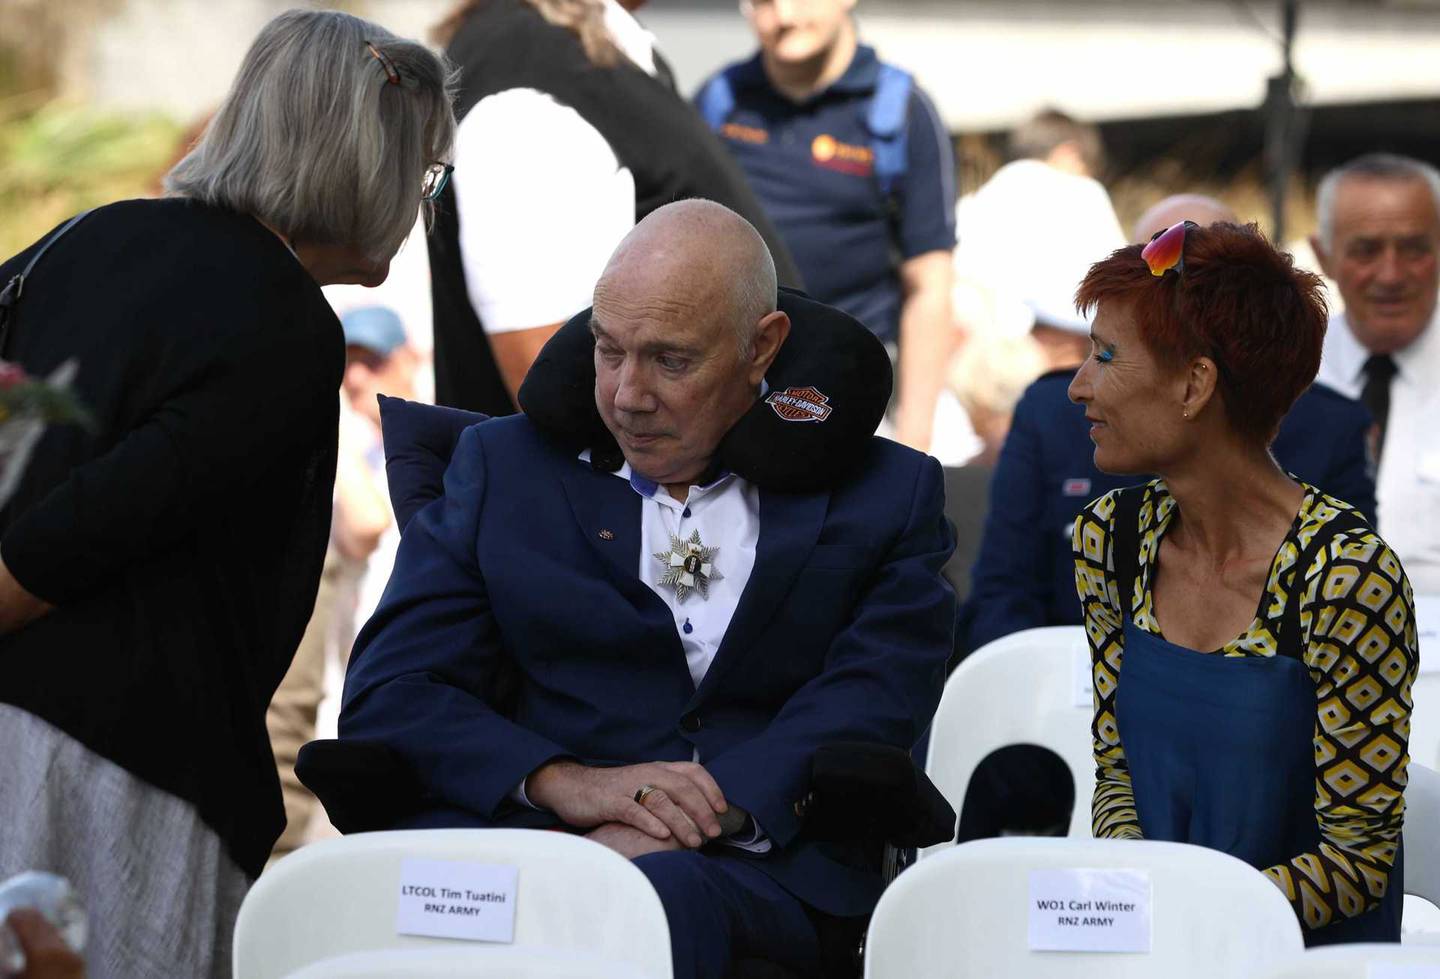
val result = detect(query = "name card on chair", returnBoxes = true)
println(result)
[395,858,519,943]
[1028,868,1151,953]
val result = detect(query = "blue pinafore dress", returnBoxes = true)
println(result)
[1107,488,1403,945]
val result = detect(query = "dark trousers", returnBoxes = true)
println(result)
[633,850,820,979]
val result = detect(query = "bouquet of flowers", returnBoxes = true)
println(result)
[0,358,90,510]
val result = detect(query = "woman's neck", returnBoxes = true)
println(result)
[1158,438,1304,565]
[761,23,858,103]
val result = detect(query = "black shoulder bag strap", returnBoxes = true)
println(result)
[1277,505,1373,659]
[0,210,93,355]
[1109,485,1146,626]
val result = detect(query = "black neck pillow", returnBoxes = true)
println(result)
[517,288,893,492]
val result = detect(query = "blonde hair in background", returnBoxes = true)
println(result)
[949,334,1047,419]
[166,9,458,261]
[433,0,621,67]
[949,334,1048,464]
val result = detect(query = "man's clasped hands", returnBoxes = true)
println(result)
[527,759,750,858]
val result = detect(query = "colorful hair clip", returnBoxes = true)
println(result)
[1141,220,1198,277]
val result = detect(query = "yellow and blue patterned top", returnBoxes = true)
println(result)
[1073,479,1419,931]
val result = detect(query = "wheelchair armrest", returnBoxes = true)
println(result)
[802,742,956,849]
[295,739,428,834]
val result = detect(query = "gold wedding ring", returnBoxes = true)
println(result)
[634,784,659,805]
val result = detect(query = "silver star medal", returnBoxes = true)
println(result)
[654,529,723,602]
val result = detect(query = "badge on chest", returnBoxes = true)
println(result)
[654,530,723,602]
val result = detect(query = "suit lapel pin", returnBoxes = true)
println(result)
[598,529,615,541]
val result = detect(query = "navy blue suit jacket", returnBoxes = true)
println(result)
[958,373,1375,656]
[340,415,956,916]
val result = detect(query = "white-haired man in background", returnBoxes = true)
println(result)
[1311,152,1440,596]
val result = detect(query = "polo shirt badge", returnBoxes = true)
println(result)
[766,386,833,423]
[722,121,769,145]
[655,530,723,602]
[811,134,874,176]
[1063,478,1093,497]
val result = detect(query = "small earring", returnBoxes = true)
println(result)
[1183,410,1190,419]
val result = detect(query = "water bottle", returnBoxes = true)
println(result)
[0,873,86,978]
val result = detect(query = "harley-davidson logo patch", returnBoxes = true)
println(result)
[766,386,833,423]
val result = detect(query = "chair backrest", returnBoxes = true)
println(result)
[232,830,672,979]
[285,947,654,979]
[940,463,992,604]
[1250,942,1440,979]
[923,626,1095,853]
[1410,593,1439,770]
[864,837,1303,979]
[1412,673,1439,771]
[1406,763,1440,909]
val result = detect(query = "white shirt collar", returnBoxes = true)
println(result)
[1331,301,1440,386]
[576,450,739,507]
[601,0,657,77]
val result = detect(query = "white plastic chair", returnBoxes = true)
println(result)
[1410,594,1439,770]
[1252,943,1440,978]
[863,837,1303,978]
[284,946,653,978]
[233,830,672,979]
[1407,764,1440,912]
[924,626,1095,854]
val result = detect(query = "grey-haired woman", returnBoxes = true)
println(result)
[0,10,454,976]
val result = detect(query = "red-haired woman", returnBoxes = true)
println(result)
[1070,221,1417,944]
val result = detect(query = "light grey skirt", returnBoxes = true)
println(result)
[0,704,251,979]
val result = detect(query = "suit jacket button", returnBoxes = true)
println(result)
[680,713,701,734]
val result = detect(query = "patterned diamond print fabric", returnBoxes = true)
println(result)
[1073,480,1419,932]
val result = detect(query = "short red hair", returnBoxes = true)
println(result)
[1075,222,1328,444]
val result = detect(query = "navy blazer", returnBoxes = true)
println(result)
[340,414,956,917]
[958,373,1375,656]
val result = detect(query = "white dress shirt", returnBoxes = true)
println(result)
[1316,307,1440,594]
[619,465,759,688]
[452,0,655,334]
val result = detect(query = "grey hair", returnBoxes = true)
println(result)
[731,242,778,361]
[1316,152,1440,251]
[165,8,457,261]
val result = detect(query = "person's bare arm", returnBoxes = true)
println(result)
[331,442,392,561]
[892,250,957,452]
[0,556,53,636]
[490,322,564,402]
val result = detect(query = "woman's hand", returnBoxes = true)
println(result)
[0,556,52,635]
[6,909,85,979]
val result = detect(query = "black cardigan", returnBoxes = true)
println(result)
[0,198,343,878]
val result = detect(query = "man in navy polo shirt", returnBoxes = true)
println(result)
[697,0,956,451]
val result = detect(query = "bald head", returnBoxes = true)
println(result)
[598,199,777,357]
[590,200,791,489]
[1131,194,1237,243]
